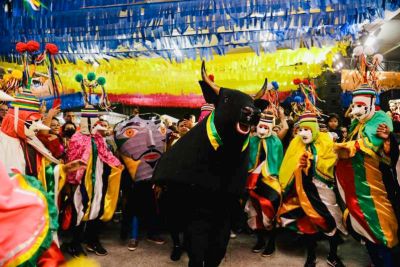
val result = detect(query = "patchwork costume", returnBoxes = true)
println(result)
[335,85,400,266]
[245,114,283,255]
[64,105,123,255]
[279,112,346,266]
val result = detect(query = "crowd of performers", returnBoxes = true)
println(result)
[0,57,400,267]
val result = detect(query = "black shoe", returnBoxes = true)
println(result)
[170,246,183,261]
[252,240,265,253]
[327,254,345,267]
[86,241,108,256]
[304,254,316,267]
[261,240,275,257]
[67,243,87,258]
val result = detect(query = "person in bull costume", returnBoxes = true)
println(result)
[153,61,262,267]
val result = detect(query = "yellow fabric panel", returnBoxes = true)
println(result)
[294,167,322,222]
[279,136,305,190]
[280,132,335,190]
[37,157,47,191]
[121,154,140,181]
[100,165,124,222]
[313,132,336,180]
[364,156,399,248]
[57,163,67,195]
[82,153,93,222]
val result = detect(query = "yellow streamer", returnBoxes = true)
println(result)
[0,42,348,96]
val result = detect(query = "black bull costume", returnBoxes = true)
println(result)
[153,61,263,267]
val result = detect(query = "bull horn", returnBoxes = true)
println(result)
[253,78,268,99]
[201,60,220,95]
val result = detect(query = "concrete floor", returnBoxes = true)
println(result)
[78,223,370,267]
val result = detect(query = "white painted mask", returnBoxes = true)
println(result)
[256,121,272,139]
[24,119,50,138]
[350,102,371,122]
[298,127,313,144]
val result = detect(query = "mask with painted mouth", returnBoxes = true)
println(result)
[114,113,166,181]
[298,127,313,144]
[350,84,376,122]
[24,119,50,138]
[350,102,372,122]
[256,114,274,139]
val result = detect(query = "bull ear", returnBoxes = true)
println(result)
[253,78,268,99]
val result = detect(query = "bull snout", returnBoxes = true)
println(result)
[239,106,261,126]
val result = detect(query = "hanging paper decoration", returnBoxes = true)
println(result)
[1,43,348,107]
[0,0,398,61]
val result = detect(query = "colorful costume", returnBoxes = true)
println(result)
[244,113,283,255]
[0,87,66,215]
[114,114,166,244]
[0,160,64,267]
[245,114,283,230]
[335,85,400,266]
[67,108,123,225]
[279,111,346,266]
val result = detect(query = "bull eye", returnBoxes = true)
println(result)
[224,96,229,103]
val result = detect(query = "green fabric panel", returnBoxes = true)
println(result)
[352,153,387,245]
[266,135,283,176]
[350,111,393,148]
[248,136,261,170]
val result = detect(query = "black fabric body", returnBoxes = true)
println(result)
[152,87,256,196]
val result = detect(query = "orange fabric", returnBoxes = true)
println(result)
[37,242,65,267]
[1,108,42,139]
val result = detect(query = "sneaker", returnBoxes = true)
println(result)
[147,235,166,245]
[230,231,237,239]
[261,240,275,257]
[127,239,138,251]
[86,242,108,256]
[327,254,345,267]
[67,243,87,258]
[252,240,265,253]
[304,254,316,267]
[170,245,183,261]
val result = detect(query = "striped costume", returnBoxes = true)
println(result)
[335,110,399,248]
[245,134,283,230]
[279,113,346,236]
[67,130,123,225]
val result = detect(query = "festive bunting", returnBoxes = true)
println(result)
[0,0,397,61]
[1,43,347,107]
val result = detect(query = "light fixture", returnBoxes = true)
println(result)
[364,35,375,47]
